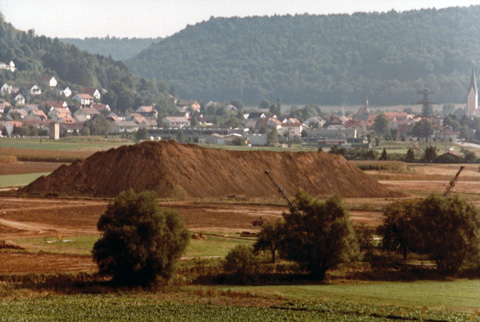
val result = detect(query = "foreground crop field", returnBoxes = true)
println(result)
[0,294,476,322]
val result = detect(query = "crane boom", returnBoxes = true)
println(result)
[264,170,293,207]
[443,166,464,196]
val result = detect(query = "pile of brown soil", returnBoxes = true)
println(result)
[21,141,399,199]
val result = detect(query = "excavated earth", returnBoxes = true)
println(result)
[21,141,399,199]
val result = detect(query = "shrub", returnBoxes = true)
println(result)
[223,245,255,280]
[92,189,190,286]
[280,191,359,280]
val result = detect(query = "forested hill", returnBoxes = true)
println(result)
[0,14,172,112]
[127,6,480,106]
[60,37,162,60]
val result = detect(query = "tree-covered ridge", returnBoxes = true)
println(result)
[127,7,480,105]
[0,14,173,112]
[60,36,162,60]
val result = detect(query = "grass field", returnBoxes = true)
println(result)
[0,172,50,188]
[0,137,130,151]
[14,235,254,258]
[222,280,480,312]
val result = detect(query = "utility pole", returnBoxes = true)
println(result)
[417,87,435,143]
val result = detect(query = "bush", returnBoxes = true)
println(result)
[280,191,359,280]
[224,245,255,280]
[92,189,190,286]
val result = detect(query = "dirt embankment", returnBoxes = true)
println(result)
[21,141,399,199]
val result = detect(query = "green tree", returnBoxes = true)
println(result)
[224,244,255,280]
[266,128,278,146]
[406,148,415,162]
[377,200,422,260]
[280,191,359,280]
[417,195,480,274]
[373,113,390,136]
[92,189,190,286]
[253,219,284,263]
[424,145,437,162]
[379,148,388,160]
[463,150,477,163]
[134,128,149,142]
[411,119,434,141]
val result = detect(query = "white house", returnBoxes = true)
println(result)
[163,116,190,128]
[0,61,15,72]
[73,94,94,107]
[56,86,72,97]
[82,88,101,100]
[14,94,25,105]
[27,84,42,96]
[39,75,57,88]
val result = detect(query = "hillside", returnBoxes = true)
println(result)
[0,14,172,112]
[127,7,480,105]
[60,37,162,60]
[21,141,399,199]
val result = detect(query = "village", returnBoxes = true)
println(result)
[1,59,475,149]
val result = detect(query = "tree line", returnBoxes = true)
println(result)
[127,7,480,105]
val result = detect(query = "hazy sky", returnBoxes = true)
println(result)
[2,0,480,38]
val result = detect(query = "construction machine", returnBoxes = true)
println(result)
[443,166,464,196]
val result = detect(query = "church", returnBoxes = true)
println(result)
[467,65,478,117]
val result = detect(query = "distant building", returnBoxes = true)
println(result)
[49,123,60,140]
[467,65,478,118]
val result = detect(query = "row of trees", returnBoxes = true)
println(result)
[93,189,480,287]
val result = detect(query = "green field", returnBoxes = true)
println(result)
[0,172,50,188]
[0,293,475,321]
[14,235,254,257]
[222,280,480,312]
[0,137,130,151]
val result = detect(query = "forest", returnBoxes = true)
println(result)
[61,36,162,61]
[0,14,173,112]
[127,6,480,106]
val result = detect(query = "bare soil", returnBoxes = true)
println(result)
[21,141,399,199]
[0,162,67,175]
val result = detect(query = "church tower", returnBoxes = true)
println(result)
[467,65,478,117]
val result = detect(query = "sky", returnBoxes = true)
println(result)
[2,0,480,38]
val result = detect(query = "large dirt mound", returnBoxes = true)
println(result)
[22,141,399,199]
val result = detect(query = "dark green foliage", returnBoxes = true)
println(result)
[253,219,284,263]
[405,148,416,162]
[423,145,437,162]
[379,148,388,161]
[92,189,189,286]
[417,195,480,274]
[280,191,359,280]
[223,245,255,279]
[377,200,422,260]
[378,195,480,274]
[127,8,480,105]
[411,119,434,140]
[60,37,162,60]
[463,149,477,163]
[266,128,278,146]
[373,114,390,136]
[134,128,149,142]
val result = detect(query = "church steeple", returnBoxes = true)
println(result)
[470,64,477,94]
[467,63,478,117]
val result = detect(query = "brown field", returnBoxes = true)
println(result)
[1,159,479,274]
